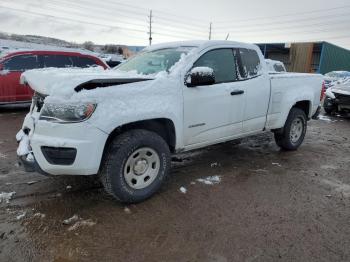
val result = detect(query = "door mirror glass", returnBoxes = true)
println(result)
[186,67,215,87]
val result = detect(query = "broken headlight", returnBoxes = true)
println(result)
[39,103,97,123]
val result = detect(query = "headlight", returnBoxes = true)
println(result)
[39,103,96,123]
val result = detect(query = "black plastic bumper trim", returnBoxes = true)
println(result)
[41,147,77,165]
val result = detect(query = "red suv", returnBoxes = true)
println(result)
[0,50,109,105]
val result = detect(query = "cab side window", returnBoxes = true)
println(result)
[40,55,73,68]
[72,57,99,68]
[239,49,261,79]
[193,49,237,84]
[3,55,38,71]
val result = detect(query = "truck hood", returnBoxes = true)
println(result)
[330,81,350,96]
[20,67,154,97]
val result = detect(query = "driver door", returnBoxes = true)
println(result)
[183,48,245,148]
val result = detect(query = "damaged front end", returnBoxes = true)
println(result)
[324,87,350,115]
[16,92,48,174]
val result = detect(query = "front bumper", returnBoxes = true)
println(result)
[18,155,49,175]
[18,118,109,176]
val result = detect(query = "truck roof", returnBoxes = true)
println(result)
[144,40,260,52]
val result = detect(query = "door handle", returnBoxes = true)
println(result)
[230,90,244,96]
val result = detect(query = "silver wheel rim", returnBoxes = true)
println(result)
[124,147,160,190]
[290,117,304,144]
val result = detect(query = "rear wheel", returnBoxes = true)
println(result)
[274,108,307,151]
[99,129,170,203]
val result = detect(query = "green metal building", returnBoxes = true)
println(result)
[257,42,350,74]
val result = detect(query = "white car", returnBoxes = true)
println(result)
[324,71,350,89]
[324,78,350,115]
[265,59,287,73]
[17,40,324,203]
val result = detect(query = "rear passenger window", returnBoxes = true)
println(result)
[4,55,38,71]
[193,49,237,83]
[41,55,73,68]
[73,57,99,68]
[274,64,285,72]
[239,49,261,78]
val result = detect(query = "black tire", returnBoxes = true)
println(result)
[323,105,334,115]
[99,129,170,203]
[323,97,335,115]
[274,108,307,151]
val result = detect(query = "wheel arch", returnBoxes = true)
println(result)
[99,118,176,171]
[293,100,311,119]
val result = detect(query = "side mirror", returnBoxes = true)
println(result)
[186,67,215,87]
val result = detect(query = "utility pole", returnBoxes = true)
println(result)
[148,10,153,46]
[209,22,212,40]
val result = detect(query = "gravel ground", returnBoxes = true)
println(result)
[0,108,349,262]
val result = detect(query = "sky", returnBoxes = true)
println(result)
[0,0,350,49]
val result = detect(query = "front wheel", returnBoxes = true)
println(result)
[274,108,307,151]
[99,129,170,203]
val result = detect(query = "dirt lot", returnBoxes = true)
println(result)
[0,108,349,262]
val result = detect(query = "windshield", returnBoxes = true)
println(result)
[115,47,194,75]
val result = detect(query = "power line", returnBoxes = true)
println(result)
[214,11,350,31]
[0,5,147,36]
[42,0,207,36]
[24,0,207,34]
[65,0,208,27]
[215,4,350,24]
[1,4,205,43]
[13,0,148,27]
[89,0,209,24]
[3,0,209,39]
[212,18,350,37]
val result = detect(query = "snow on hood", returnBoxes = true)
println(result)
[20,67,154,97]
[330,78,350,95]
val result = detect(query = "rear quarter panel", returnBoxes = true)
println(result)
[266,73,323,129]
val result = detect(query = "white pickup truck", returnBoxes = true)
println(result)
[17,40,324,203]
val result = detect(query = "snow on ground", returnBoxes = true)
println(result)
[62,214,96,231]
[33,213,46,219]
[272,162,282,167]
[0,152,7,159]
[179,187,187,193]
[63,214,79,225]
[16,212,26,220]
[321,178,350,197]
[319,115,336,122]
[68,219,96,231]
[0,192,16,204]
[196,176,221,185]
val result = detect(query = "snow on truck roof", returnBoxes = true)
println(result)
[144,40,260,52]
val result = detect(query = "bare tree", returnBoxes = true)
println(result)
[82,41,95,51]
